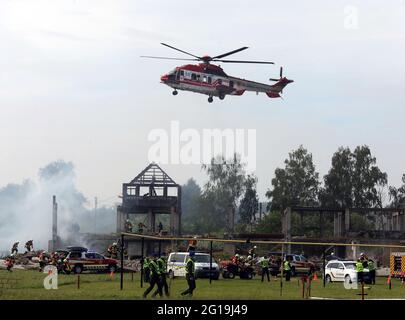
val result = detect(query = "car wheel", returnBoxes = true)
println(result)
[73,264,83,274]
[213,274,219,280]
[325,274,332,283]
[228,271,235,279]
[291,267,296,277]
[108,264,117,273]
[345,275,352,284]
[246,272,253,280]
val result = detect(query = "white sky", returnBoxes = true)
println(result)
[0,0,404,206]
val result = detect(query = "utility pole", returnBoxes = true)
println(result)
[94,196,98,234]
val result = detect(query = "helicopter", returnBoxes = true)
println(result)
[141,43,293,103]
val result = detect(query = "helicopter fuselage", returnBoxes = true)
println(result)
[160,63,293,101]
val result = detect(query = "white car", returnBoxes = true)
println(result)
[325,260,369,283]
[167,252,220,280]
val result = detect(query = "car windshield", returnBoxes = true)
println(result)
[194,255,212,263]
[344,263,356,269]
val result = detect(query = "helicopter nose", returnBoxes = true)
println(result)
[160,74,169,82]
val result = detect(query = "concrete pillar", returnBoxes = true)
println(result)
[334,211,343,237]
[51,195,58,252]
[147,208,155,233]
[282,207,292,254]
[169,206,180,236]
[344,208,350,235]
[116,207,125,233]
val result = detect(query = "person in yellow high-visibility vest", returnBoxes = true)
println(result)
[260,256,270,282]
[356,259,364,284]
[284,258,292,281]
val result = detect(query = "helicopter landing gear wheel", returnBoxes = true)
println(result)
[172,90,178,96]
[208,96,213,103]
[219,93,225,100]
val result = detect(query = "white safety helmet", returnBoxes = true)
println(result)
[113,242,117,246]
[247,255,252,260]
[235,254,240,257]
[253,246,257,249]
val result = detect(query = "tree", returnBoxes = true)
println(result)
[389,174,405,208]
[352,146,387,208]
[320,145,387,208]
[181,178,201,218]
[201,154,247,233]
[238,175,259,225]
[319,147,354,207]
[266,145,320,210]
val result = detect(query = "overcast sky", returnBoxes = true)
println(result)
[0,0,404,207]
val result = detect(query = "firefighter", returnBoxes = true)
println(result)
[368,259,376,285]
[11,242,19,255]
[124,219,133,233]
[153,256,169,297]
[62,258,72,274]
[248,246,257,258]
[356,258,364,283]
[138,222,147,233]
[107,242,118,259]
[157,221,163,235]
[39,250,48,272]
[25,240,33,253]
[50,252,59,266]
[143,257,151,283]
[232,253,240,264]
[143,254,162,298]
[181,251,196,296]
[187,237,197,253]
[284,257,292,281]
[6,255,15,272]
[260,256,270,282]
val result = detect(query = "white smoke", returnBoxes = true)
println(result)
[0,160,116,252]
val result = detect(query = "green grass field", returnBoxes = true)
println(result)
[1,270,404,300]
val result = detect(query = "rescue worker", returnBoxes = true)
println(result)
[260,256,270,282]
[143,254,162,298]
[368,259,376,285]
[6,255,15,272]
[181,251,196,296]
[153,256,169,297]
[62,258,72,274]
[248,245,257,258]
[232,253,240,264]
[107,242,118,259]
[25,240,33,253]
[11,242,19,255]
[187,237,197,253]
[50,251,59,266]
[39,250,48,272]
[356,258,364,283]
[143,257,151,283]
[157,221,163,235]
[124,219,133,233]
[284,257,292,281]
[138,222,147,233]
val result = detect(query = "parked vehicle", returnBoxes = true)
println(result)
[66,248,117,274]
[325,260,371,284]
[167,252,220,280]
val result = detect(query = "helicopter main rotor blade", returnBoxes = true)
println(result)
[214,59,274,64]
[212,47,249,59]
[160,43,201,59]
[141,55,199,61]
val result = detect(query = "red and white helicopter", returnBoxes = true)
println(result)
[142,43,293,103]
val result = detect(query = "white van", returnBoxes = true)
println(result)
[167,252,220,280]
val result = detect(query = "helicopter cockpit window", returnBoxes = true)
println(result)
[191,73,197,81]
[208,77,212,84]
[180,70,184,76]
[202,75,207,83]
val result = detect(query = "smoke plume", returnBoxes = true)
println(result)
[0,160,115,253]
